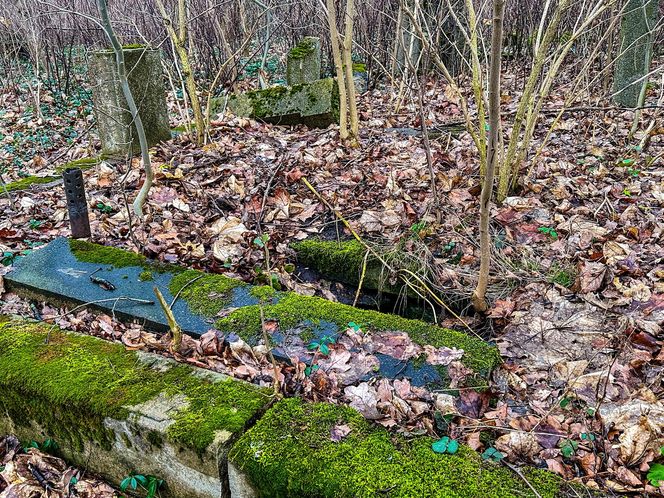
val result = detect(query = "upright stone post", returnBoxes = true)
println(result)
[89,47,171,157]
[286,37,321,86]
[612,0,659,107]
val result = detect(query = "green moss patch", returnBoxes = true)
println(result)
[70,239,148,268]
[4,175,59,192]
[55,156,105,173]
[0,320,270,454]
[288,37,316,60]
[169,269,245,317]
[230,398,564,498]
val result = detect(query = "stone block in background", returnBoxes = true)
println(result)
[89,47,171,157]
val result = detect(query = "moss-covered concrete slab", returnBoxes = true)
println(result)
[228,398,567,498]
[2,157,105,193]
[4,237,214,335]
[0,319,271,498]
[5,238,498,387]
[227,78,339,128]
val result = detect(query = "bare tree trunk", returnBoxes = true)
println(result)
[155,0,205,144]
[472,0,505,313]
[325,0,349,140]
[342,0,359,143]
[97,0,153,219]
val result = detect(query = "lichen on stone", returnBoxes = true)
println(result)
[229,398,564,498]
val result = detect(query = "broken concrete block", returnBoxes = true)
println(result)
[286,36,321,85]
[228,77,339,128]
[0,320,271,498]
[89,46,171,157]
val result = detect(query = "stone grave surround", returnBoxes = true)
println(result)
[1,239,570,497]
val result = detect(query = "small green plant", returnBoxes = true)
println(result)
[647,463,664,487]
[431,436,459,455]
[559,438,578,458]
[1,251,15,266]
[580,432,595,442]
[120,473,164,498]
[622,188,631,197]
[348,322,362,332]
[96,202,114,214]
[307,334,336,356]
[24,438,58,453]
[626,167,640,177]
[481,447,504,462]
[305,334,336,376]
[537,226,558,239]
[548,264,575,288]
[410,221,429,239]
[28,219,42,229]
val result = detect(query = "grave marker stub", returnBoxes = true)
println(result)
[286,37,321,86]
[89,47,171,157]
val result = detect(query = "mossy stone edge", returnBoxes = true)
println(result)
[67,239,499,375]
[229,397,571,498]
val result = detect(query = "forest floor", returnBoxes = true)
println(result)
[1,59,663,496]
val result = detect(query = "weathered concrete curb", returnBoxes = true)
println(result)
[0,320,271,498]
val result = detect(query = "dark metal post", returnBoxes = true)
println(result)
[63,168,91,239]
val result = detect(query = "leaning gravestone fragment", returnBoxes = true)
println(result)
[89,46,171,156]
[286,36,321,85]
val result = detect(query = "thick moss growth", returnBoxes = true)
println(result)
[70,239,148,268]
[0,321,270,454]
[4,175,59,192]
[215,292,499,374]
[168,269,245,317]
[230,398,563,498]
[292,238,377,287]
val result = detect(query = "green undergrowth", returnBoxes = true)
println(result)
[216,291,499,374]
[230,398,564,498]
[0,321,270,454]
[4,175,59,192]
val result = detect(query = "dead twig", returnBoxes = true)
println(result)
[154,286,183,354]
